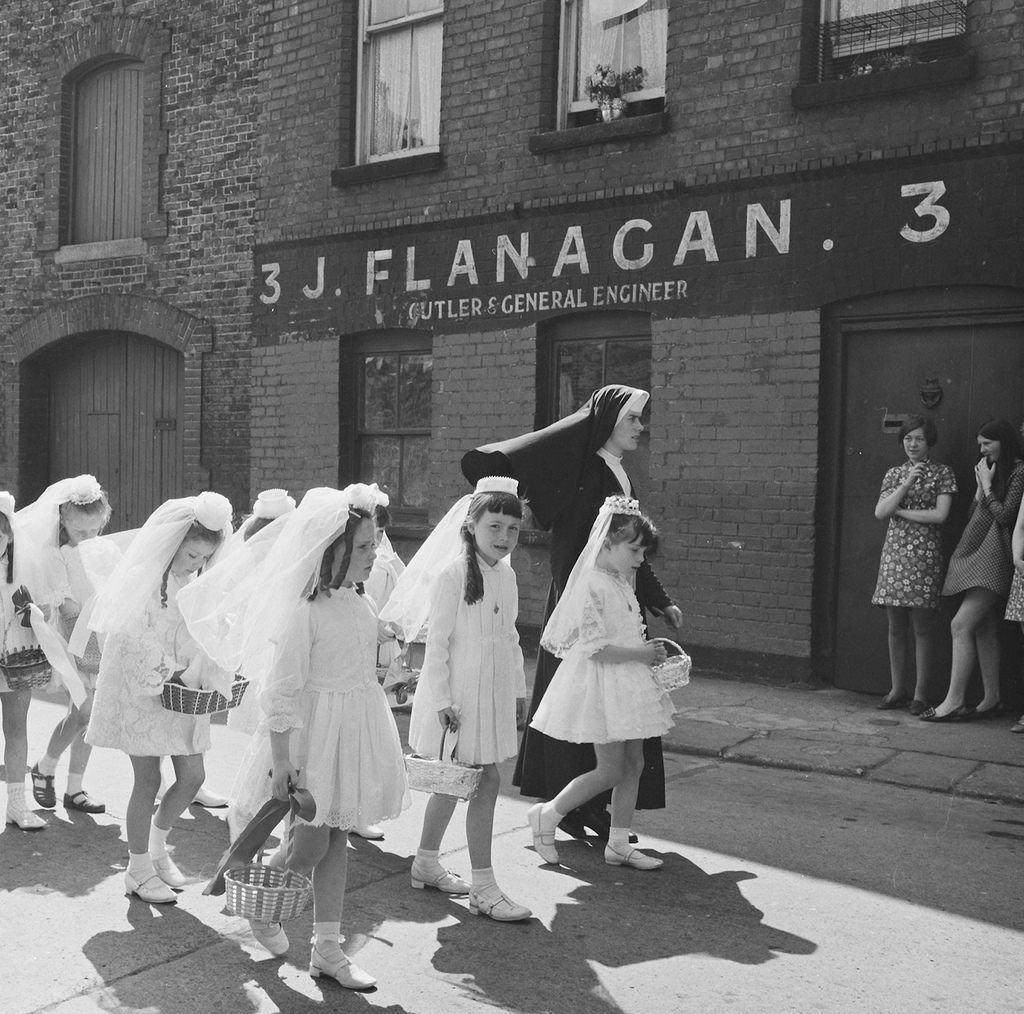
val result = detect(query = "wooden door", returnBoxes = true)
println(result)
[835,321,1024,694]
[48,333,184,530]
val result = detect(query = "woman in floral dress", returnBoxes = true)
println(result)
[871,417,956,714]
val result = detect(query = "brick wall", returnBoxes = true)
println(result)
[0,1,259,511]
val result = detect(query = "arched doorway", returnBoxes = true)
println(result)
[21,332,184,530]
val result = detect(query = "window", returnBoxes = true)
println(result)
[817,0,967,82]
[349,337,433,513]
[561,0,667,127]
[359,0,443,162]
[541,312,652,488]
[71,60,144,243]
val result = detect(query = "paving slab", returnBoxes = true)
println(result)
[954,761,1024,805]
[866,751,981,793]
[661,717,754,758]
[723,733,897,778]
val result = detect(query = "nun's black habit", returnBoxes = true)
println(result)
[462,385,675,819]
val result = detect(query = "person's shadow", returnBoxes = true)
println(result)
[428,839,816,1013]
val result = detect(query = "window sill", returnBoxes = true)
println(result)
[791,52,975,108]
[528,111,668,154]
[54,238,146,264]
[331,151,443,187]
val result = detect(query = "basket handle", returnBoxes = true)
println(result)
[651,638,683,658]
[438,726,460,763]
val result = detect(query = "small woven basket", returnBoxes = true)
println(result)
[405,728,482,800]
[0,647,53,690]
[651,639,692,693]
[160,674,249,716]
[223,864,312,921]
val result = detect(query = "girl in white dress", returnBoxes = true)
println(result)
[527,496,675,870]
[85,492,234,904]
[384,476,531,922]
[0,493,49,830]
[181,485,408,990]
[21,475,113,815]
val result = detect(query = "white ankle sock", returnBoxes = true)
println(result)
[127,851,154,878]
[471,867,497,890]
[149,823,171,858]
[66,773,84,796]
[313,922,342,949]
[6,783,27,813]
[608,827,630,850]
[37,755,59,777]
[415,847,442,871]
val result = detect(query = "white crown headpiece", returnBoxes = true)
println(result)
[65,474,104,506]
[475,476,519,496]
[602,494,641,516]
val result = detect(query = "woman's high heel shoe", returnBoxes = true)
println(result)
[309,944,376,990]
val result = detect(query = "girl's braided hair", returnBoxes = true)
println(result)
[309,507,372,600]
[460,490,523,605]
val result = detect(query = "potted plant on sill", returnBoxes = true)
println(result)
[585,63,645,122]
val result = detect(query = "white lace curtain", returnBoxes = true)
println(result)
[575,0,668,102]
[368,8,442,158]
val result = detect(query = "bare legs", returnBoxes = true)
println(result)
[127,753,205,854]
[287,823,349,924]
[884,606,939,705]
[543,741,644,825]
[929,587,1002,718]
[418,763,499,870]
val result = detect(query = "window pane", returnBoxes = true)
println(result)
[574,0,668,102]
[555,341,604,418]
[606,340,650,397]
[361,435,400,497]
[398,353,432,427]
[402,436,431,507]
[363,354,398,429]
[367,18,442,157]
[369,0,439,26]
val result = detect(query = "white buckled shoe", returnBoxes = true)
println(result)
[309,944,376,990]
[410,861,470,894]
[468,887,532,922]
[604,844,663,870]
[124,870,177,904]
[153,853,188,888]
[249,919,289,955]
[6,806,46,831]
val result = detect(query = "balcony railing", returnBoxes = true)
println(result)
[817,0,967,82]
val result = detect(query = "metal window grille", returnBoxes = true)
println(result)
[818,0,967,82]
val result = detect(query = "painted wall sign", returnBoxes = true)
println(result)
[253,152,1023,343]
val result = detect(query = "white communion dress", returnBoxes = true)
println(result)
[530,567,675,744]
[408,555,527,765]
[232,586,409,829]
[86,573,216,756]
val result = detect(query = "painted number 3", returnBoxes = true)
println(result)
[900,181,949,243]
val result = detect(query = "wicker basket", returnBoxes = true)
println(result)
[0,647,53,691]
[160,674,249,716]
[223,863,312,921]
[651,639,692,693]
[405,728,481,800]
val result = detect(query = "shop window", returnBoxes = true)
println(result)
[70,60,144,243]
[359,0,443,163]
[560,0,667,129]
[815,0,967,83]
[540,312,652,490]
[345,334,433,515]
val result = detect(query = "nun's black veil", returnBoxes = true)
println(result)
[461,384,640,527]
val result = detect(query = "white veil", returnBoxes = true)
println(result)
[379,476,518,644]
[87,492,234,637]
[15,475,108,611]
[540,494,643,658]
[178,484,385,690]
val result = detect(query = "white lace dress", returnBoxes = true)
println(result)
[530,568,675,744]
[408,555,527,766]
[231,587,409,829]
[86,573,213,756]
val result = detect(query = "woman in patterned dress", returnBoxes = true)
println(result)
[921,418,1024,722]
[871,417,956,714]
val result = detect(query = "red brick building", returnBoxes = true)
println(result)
[3,1,1024,692]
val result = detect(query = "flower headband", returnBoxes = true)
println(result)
[602,494,641,516]
[63,474,103,506]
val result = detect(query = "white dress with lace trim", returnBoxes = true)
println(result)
[530,568,675,744]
